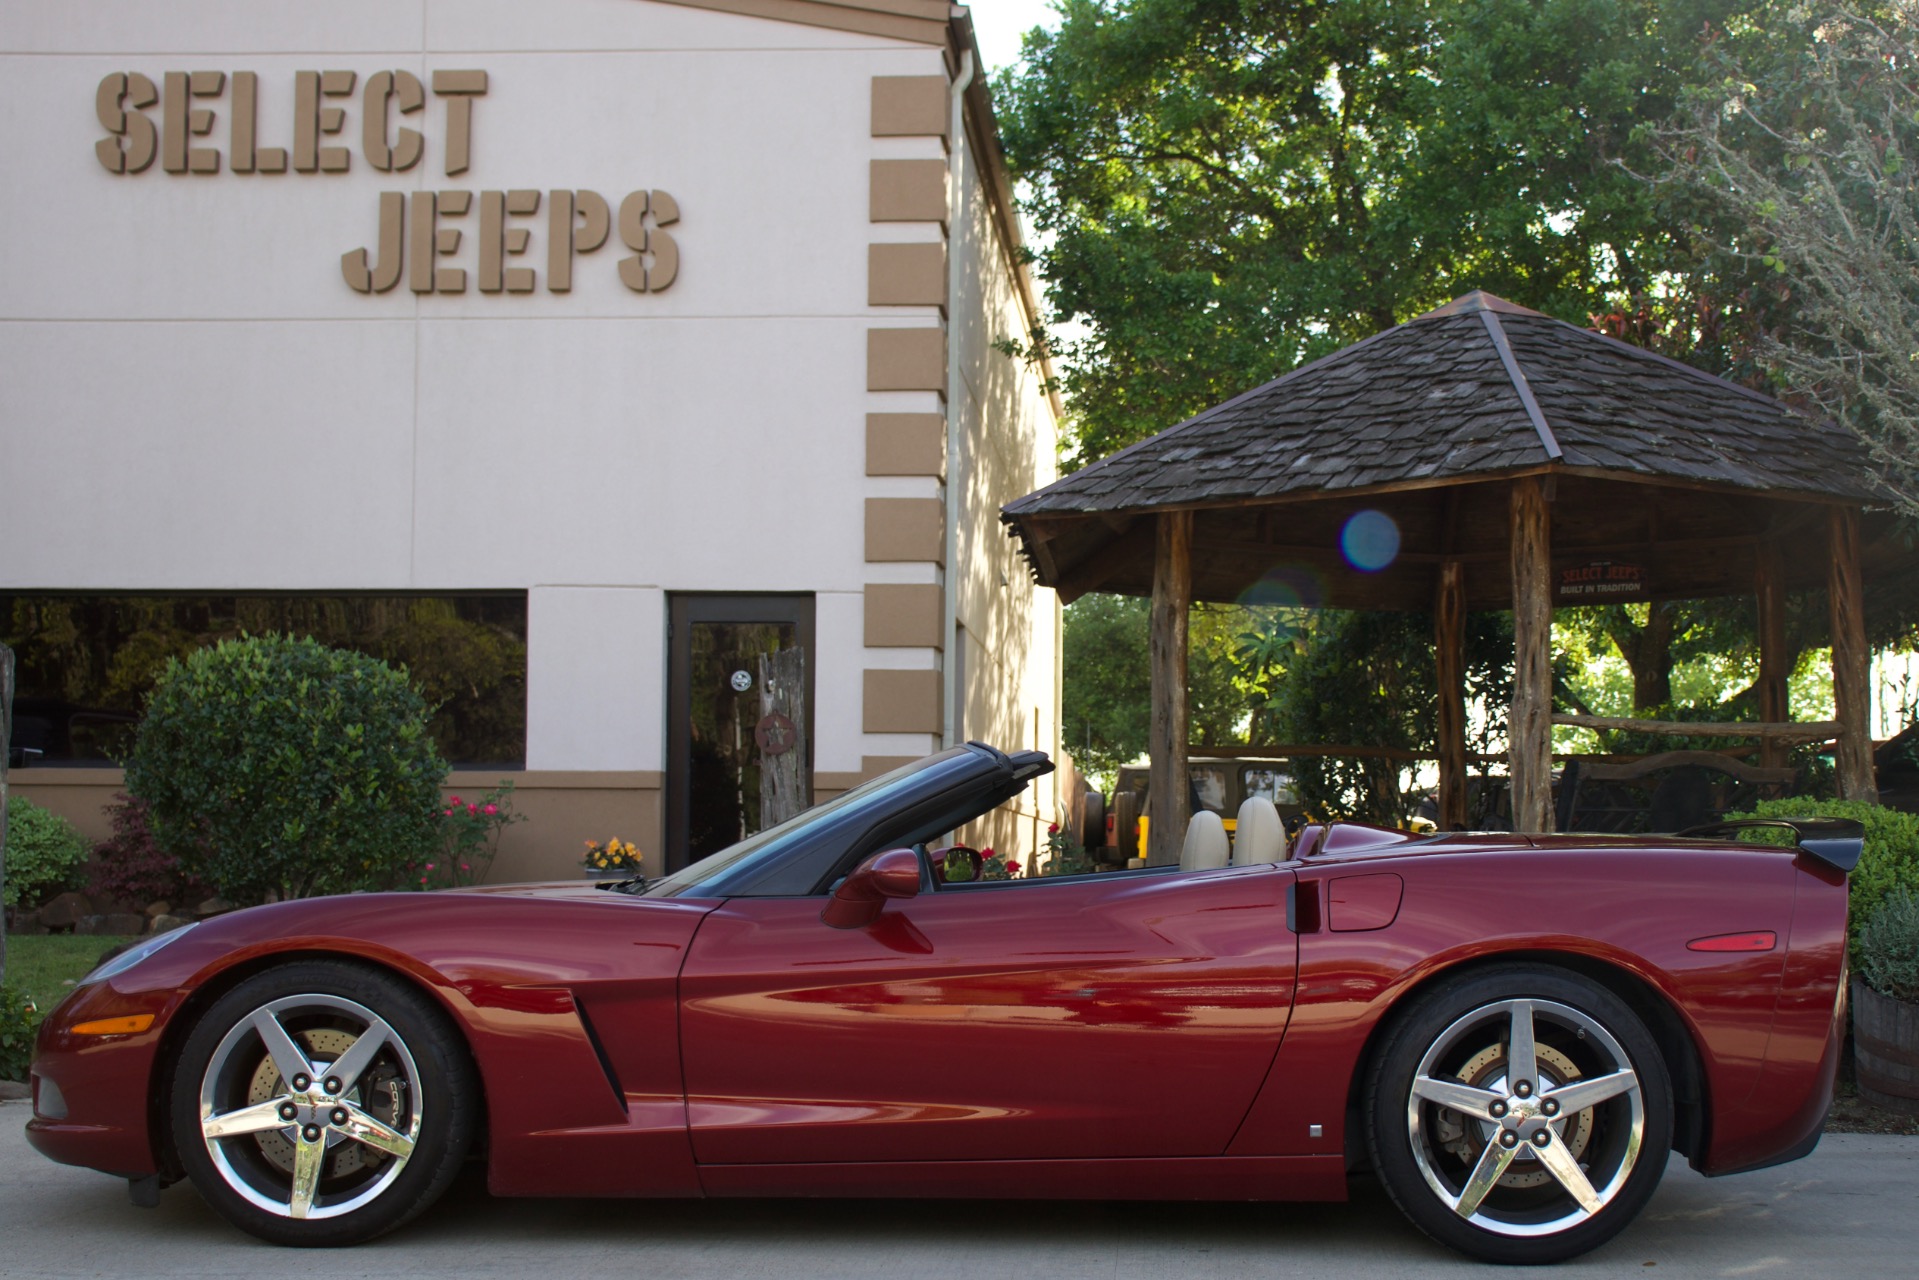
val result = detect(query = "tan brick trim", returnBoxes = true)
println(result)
[866,327,945,391]
[862,754,923,777]
[865,497,944,562]
[863,668,943,733]
[865,582,944,648]
[866,412,944,477]
[871,75,951,141]
[814,770,868,793]
[870,158,949,224]
[868,242,947,309]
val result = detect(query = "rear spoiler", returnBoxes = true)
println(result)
[1675,817,1866,874]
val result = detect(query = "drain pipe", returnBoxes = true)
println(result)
[941,48,974,748]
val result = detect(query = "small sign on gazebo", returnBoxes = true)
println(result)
[1556,560,1649,602]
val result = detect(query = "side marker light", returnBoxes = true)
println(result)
[70,1014,155,1036]
[1686,931,1777,953]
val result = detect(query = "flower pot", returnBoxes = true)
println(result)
[583,866,636,881]
[1852,979,1919,1115]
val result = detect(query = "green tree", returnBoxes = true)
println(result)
[1000,0,1771,469]
[1656,0,1919,511]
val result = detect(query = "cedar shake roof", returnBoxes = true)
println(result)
[1003,292,1899,612]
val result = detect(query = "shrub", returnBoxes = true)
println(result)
[125,634,448,905]
[0,986,39,1083]
[1858,890,1919,1004]
[2,796,90,909]
[1723,797,1919,962]
[416,782,524,889]
[90,792,211,909]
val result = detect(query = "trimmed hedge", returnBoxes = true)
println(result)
[1859,889,1919,1004]
[1723,797,1919,962]
[2,796,90,909]
[125,634,447,905]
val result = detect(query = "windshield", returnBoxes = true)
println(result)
[643,751,959,896]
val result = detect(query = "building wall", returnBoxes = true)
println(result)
[2,0,1062,881]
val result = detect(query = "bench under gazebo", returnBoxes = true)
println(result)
[1002,292,1906,861]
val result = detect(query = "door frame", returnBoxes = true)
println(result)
[665,592,816,873]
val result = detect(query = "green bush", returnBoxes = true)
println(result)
[0,986,39,1083]
[2,796,90,909]
[1858,890,1919,1004]
[125,634,448,905]
[1723,798,1919,962]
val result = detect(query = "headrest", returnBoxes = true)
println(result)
[1234,795,1286,864]
[1179,810,1230,872]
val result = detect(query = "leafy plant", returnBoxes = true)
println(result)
[1858,890,1919,1005]
[0,986,39,1083]
[125,634,447,905]
[89,792,211,908]
[978,846,1023,881]
[2,796,89,909]
[1038,823,1097,878]
[1723,798,1919,963]
[418,783,524,888]
[580,833,643,875]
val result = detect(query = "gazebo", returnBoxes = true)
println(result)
[1002,292,1903,861]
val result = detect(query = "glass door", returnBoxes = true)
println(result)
[665,594,815,872]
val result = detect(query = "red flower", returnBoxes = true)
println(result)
[482,803,498,816]
[467,804,478,816]
[1048,823,1059,834]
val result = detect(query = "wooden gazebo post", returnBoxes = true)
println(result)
[1829,507,1878,801]
[1434,559,1468,830]
[1510,477,1555,832]
[1147,510,1193,865]
[1755,540,1790,770]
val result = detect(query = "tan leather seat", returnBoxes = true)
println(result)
[1234,796,1286,864]
[1179,810,1230,871]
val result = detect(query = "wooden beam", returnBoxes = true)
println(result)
[1829,506,1878,801]
[1551,714,1840,742]
[1147,510,1193,866]
[1510,476,1554,832]
[1755,539,1790,768]
[1434,559,1468,830]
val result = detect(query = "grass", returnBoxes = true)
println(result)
[2,934,137,1015]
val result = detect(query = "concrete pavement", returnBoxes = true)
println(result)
[2,1100,1915,1278]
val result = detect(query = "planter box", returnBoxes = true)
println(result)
[1853,979,1919,1115]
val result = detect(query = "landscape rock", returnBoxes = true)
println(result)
[145,901,171,918]
[38,892,93,929]
[100,912,146,936]
[196,897,235,918]
[73,914,108,935]
[149,914,193,935]
[8,914,48,936]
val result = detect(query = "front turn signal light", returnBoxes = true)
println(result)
[69,1014,155,1036]
[1686,931,1777,953]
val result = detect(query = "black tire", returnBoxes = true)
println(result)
[170,959,478,1246]
[1082,790,1107,849]
[1364,965,1673,1265]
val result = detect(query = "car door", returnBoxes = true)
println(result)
[678,862,1299,1165]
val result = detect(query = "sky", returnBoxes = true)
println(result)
[966,0,1063,75]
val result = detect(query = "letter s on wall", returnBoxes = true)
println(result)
[96,72,159,174]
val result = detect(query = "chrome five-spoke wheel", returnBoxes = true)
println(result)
[172,961,476,1246]
[1367,967,1673,1265]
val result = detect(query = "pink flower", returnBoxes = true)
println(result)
[425,863,436,871]
[443,808,453,817]
[449,795,463,806]
[482,803,497,816]
[460,862,470,871]
[467,803,478,816]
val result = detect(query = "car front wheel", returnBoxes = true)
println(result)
[170,959,477,1246]
[1365,965,1673,1264]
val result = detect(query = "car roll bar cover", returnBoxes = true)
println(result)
[1675,817,1866,875]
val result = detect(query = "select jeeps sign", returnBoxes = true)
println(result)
[91,69,679,295]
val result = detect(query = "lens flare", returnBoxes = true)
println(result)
[1237,566,1323,610]
[1340,510,1400,573]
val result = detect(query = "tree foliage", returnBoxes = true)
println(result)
[1659,0,1919,510]
[999,0,1766,468]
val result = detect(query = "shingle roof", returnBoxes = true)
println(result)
[1004,291,1884,524]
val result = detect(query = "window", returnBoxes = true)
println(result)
[2,593,526,766]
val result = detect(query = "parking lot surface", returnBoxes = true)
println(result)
[3,1101,1915,1278]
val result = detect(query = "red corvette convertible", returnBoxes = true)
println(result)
[26,743,1857,1264]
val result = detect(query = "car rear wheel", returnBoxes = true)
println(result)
[170,959,477,1246]
[1365,965,1673,1264]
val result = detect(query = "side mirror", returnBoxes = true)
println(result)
[821,848,922,929]
[935,846,982,884]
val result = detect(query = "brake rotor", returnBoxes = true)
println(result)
[1432,1042,1595,1190]
[245,1028,393,1178]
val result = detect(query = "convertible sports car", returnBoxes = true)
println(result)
[26,743,1857,1264]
